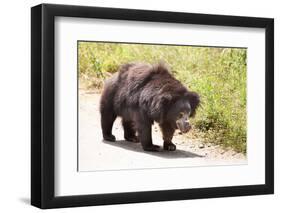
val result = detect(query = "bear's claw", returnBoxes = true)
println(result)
[164,142,176,151]
[143,144,160,152]
[103,134,116,142]
[125,135,139,143]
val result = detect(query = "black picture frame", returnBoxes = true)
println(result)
[31,3,274,209]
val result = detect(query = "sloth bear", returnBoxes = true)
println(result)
[100,62,200,151]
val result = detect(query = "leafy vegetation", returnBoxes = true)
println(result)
[78,42,247,153]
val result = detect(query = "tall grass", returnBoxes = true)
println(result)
[78,42,247,153]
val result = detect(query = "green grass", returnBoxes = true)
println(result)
[78,42,247,153]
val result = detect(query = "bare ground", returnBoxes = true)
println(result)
[78,91,246,172]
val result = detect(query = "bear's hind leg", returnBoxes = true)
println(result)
[122,120,139,143]
[101,112,117,142]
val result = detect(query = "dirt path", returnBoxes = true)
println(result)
[78,91,246,172]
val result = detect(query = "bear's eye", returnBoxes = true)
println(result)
[178,112,184,118]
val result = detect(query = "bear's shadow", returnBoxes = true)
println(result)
[103,140,203,159]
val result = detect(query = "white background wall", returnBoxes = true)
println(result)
[0,0,279,212]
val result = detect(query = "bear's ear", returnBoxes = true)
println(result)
[186,92,200,117]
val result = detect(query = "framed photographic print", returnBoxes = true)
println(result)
[31,3,274,209]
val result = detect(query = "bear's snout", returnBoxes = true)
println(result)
[176,120,192,133]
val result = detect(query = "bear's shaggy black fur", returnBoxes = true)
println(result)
[100,62,200,151]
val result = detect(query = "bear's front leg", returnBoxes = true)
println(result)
[136,113,159,152]
[160,123,176,151]
[139,124,160,152]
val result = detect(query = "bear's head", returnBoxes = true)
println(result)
[164,92,200,133]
